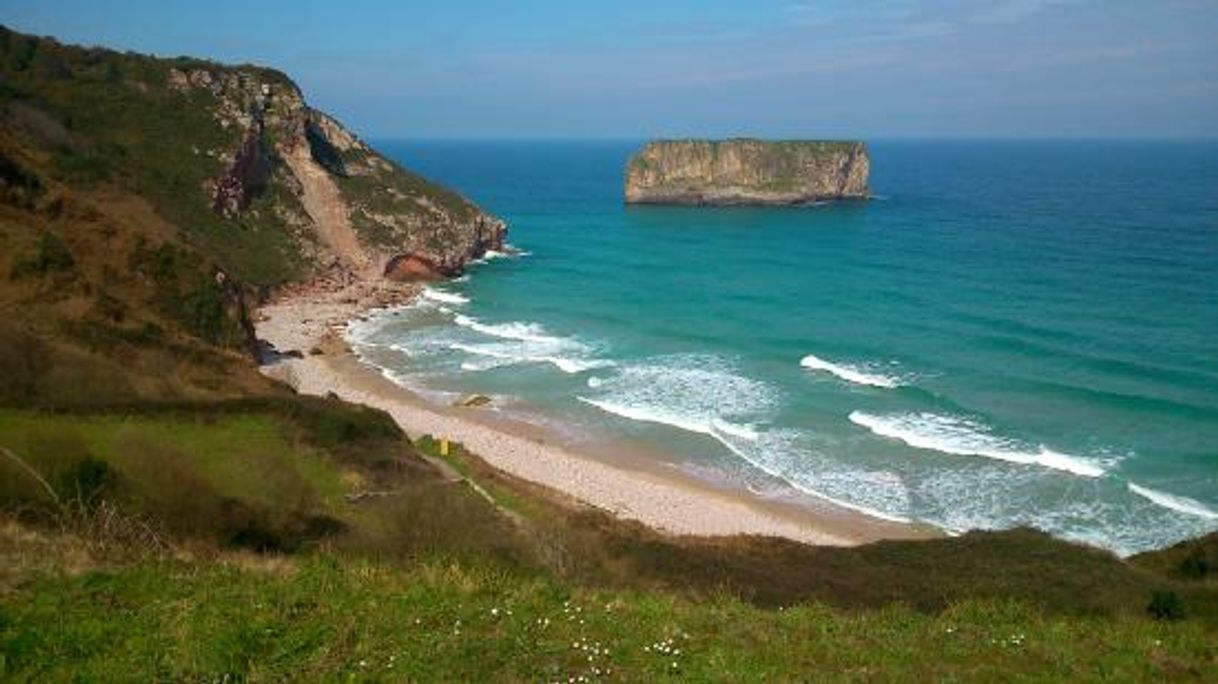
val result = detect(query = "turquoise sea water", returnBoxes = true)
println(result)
[351,140,1218,555]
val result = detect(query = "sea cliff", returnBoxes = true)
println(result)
[2,26,505,290]
[167,62,506,282]
[625,139,870,205]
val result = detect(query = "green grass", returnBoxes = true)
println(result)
[1,533,1214,682]
[0,410,344,510]
[0,398,532,561]
[0,403,1217,679]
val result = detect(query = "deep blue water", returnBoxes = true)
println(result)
[352,140,1218,554]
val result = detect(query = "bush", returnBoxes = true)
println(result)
[0,325,51,404]
[9,231,75,280]
[1178,549,1210,580]
[1147,590,1186,621]
[0,150,43,208]
[340,482,525,565]
[0,429,112,511]
[108,433,341,552]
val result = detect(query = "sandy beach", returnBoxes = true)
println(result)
[255,282,929,547]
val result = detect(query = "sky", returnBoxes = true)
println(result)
[3,0,1217,139]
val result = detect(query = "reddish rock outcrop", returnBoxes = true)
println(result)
[383,252,460,282]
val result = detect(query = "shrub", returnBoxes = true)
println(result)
[109,433,340,552]
[0,429,111,511]
[0,150,42,208]
[1147,590,1186,621]
[109,435,230,541]
[340,482,525,566]
[0,325,51,404]
[1178,549,1210,580]
[10,230,75,280]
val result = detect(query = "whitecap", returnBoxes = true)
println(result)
[1128,482,1218,520]
[578,355,775,431]
[468,244,530,265]
[576,354,782,473]
[459,356,514,372]
[421,287,469,305]
[800,354,901,388]
[577,396,770,479]
[453,314,557,344]
[452,341,611,375]
[577,397,713,437]
[848,411,1105,478]
[710,418,760,442]
[715,427,915,524]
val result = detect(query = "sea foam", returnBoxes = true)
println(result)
[453,314,555,343]
[421,287,469,305]
[450,314,610,374]
[576,354,773,454]
[451,341,609,374]
[469,245,529,264]
[848,411,1105,478]
[567,355,911,523]
[1128,483,1218,520]
[800,354,901,388]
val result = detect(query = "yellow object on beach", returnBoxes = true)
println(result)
[440,438,449,456]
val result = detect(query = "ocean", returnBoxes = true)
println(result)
[349,139,1218,555]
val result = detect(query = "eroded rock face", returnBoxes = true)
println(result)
[624,139,870,205]
[171,66,506,282]
[212,128,272,217]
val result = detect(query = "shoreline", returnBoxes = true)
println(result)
[255,282,933,546]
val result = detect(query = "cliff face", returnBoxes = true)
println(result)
[166,64,505,282]
[1,26,504,290]
[625,139,869,205]
[0,26,505,399]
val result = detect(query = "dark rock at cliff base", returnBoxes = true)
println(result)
[456,394,492,408]
[624,139,870,206]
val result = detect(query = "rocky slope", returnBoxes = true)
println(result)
[2,26,504,287]
[172,55,506,283]
[625,139,870,205]
[0,26,503,403]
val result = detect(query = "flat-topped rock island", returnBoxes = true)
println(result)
[624,138,870,205]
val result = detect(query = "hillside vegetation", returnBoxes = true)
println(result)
[0,27,1215,681]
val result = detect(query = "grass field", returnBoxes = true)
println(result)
[1,401,1215,680]
[2,525,1215,682]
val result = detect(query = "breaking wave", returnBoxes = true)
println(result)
[421,287,469,305]
[800,354,901,388]
[451,341,610,374]
[848,411,1106,478]
[453,314,557,344]
[1128,483,1218,520]
[575,354,774,453]
[450,314,610,374]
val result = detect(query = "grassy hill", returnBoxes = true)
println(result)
[1,27,1215,681]
[2,401,1216,680]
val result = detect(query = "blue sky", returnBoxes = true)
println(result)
[3,0,1216,138]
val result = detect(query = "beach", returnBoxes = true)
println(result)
[255,282,927,547]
